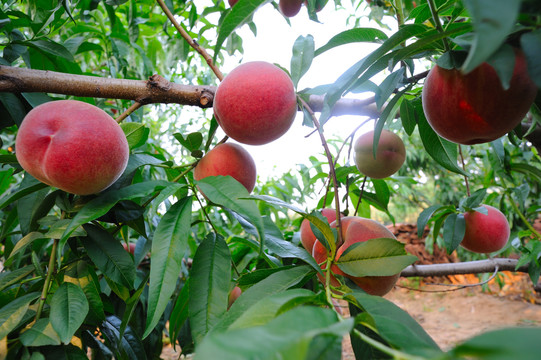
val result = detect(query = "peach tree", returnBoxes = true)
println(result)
[0,0,541,359]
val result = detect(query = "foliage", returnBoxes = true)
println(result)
[0,0,541,359]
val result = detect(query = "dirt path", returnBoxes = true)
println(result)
[386,285,541,351]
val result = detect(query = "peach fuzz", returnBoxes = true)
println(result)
[213,61,297,145]
[15,100,129,195]
[194,143,257,193]
[300,208,341,255]
[460,205,510,253]
[312,216,401,296]
[354,129,406,179]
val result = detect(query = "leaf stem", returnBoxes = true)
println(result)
[506,191,541,240]
[352,328,425,360]
[426,0,451,52]
[156,0,224,81]
[299,97,343,248]
[35,238,59,321]
[458,145,470,197]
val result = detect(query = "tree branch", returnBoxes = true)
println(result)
[400,258,529,278]
[0,66,379,117]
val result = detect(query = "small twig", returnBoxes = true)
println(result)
[354,176,368,216]
[458,145,470,197]
[299,97,343,247]
[426,0,451,52]
[156,0,224,81]
[115,102,143,123]
[505,191,541,240]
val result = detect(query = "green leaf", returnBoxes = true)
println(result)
[101,316,147,360]
[0,265,35,292]
[350,290,442,357]
[81,224,136,289]
[0,292,40,339]
[290,34,315,88]
[451,327,541,360]
[442,212,466,253]
[399,98,417,136]
[375,67,405,110]
[0,92,26,126]
[521,29,541,88]
[460,188,487,210]
[461,0,521,73]
[214,0,268,61]
[144,196,193,339]
[510,163,541,183]
[228,289,314,330]
[50,283,89,344]
[60,180,171,256]
[197,176,265,253]
[314,28,388,57]
[121,122,150,150]
[26,38,75,62]
[336,238,417,277]
[195,307,353,360]
[169,280,190,350]
[6,232,47,262]
[0,178,48,211]
[64,261,105,325]
[417,204,447,238]
[20,318,61,347]
[189,233,231,344]
[417,107,468,176]
[174,132,203,151]
[212,266,314,333]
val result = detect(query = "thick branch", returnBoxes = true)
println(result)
[0,66,379,117]
[400,258,529,278]
[0,66,215,108]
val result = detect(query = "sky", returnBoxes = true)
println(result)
[212,1,392,180]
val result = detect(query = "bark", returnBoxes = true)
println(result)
[400,258,529,277]
[0,65,379,118]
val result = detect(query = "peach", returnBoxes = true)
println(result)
[194,143,257,193]
[228,0,238,6]
[279,0,303,17]
[312,216,401,296]
[15,100,129,195]
[354,129,406,179]
[228,286,242,309]
[213,61,297,145]
[460,205,510,253]
[300,208,341,254]
[422,50,537,145]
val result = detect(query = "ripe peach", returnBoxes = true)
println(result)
[228,0,238,6]
[422,50,537,145]
[279,0,303,17]
[460,205,510,253]
[300,208,341,254]
[15,100,129,195]
[194,143,257,193]
[312,216,401,296]
[228,286,242,309]
[213,61,297,145]
[354,129,406,179]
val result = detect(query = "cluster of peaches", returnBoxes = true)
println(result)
[13,21,536,297]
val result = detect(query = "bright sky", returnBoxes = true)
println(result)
[214,2,391,180]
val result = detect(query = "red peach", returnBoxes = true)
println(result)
[422,50,537,145]
[15,100,129,195]
[461,205,510,253]
[228,286,242,309]
[194,143,257,193]
[213,61,297,145]
[312,216,401,296]
[279,0,303,17]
